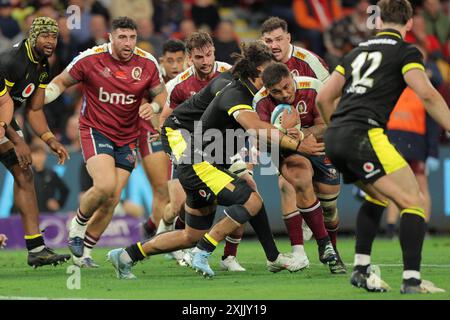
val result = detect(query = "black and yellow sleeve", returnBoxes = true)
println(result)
[401,45,425,75]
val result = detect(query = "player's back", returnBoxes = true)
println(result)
[330,29,424,129]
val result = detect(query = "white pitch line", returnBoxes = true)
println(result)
[243,262,450,268]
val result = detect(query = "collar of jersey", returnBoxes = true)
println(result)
[376,29,402,40]
[25,39,39,64]
[239,78,258,96]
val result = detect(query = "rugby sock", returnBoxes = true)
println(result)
[326,223,339,248]
[197,233,218,253]
[76,208,89,226]
[144,217,157,235]
[353,254,371,274]
[355,199,385,256]
[399,208,426,279]
[83,232,99,257]
[283,210,304,246]
[25,234,45,252]
[249,205,279,262]
[299,200,328,240]
[222,236,241,259]
[124,242,147,262]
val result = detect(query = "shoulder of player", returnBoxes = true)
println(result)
[133,46,160,66]
[253,87,270,107]
[293,76,323,91]
[214,61,232,73]
[68,43,109,68]
[291,45,329,80]
[171,66,195,87]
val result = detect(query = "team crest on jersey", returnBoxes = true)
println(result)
[132,67,142,80]
[296,100,308,114]
[22,83,35,98]
[100,67,112,78]
[39,72,48,83]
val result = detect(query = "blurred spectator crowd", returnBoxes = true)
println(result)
[1,0,450,215]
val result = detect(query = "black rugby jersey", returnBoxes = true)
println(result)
[329,29,424,129]
[193,77,258,165]
[0,39,50,109]
[164,72,233,132]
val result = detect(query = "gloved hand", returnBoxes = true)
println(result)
[426,157,440,172]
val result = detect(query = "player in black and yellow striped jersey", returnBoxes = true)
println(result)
[0,71,14,139]
[317,0,450,294]
[107,41,325,279]
[0,17,70,267]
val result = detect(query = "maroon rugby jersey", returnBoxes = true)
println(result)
[285,45,330,83]
[254,76,323,128]
[167,61,231,109]
[67,43,164,146]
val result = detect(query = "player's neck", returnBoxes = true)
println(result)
[281,44,293,64]
[30,45,44,62]
[195,69,213,81]
[379,23,406,38]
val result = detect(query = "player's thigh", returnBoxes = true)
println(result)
[113,167,131,199]
[142,151,170,189]
[86,154,117,190]
[280,154,313,187]
[313,181,340,196]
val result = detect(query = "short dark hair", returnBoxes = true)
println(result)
[111,16,137,31]
[162,39,186,55]
[185,31,213,53]
[377,0,413,25]
[231,41,274,81]
[261,17,288,35]
[262,62,291,89]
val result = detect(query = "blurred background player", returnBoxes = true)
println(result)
[140,40,187,240]
[317,0,450,294]
[0,16,70,267]
[45,17,167,267]
[255,62,345,273]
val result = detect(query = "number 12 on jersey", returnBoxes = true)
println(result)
[348,51,382,94]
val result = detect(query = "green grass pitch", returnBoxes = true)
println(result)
[0,237,449,300]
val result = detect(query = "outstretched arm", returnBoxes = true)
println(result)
[44,70,79,104]
[315,71,345,125]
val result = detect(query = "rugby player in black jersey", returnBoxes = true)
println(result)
[0,17,70,267]
[317,0,450,293]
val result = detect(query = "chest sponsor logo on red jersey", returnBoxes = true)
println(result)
[22,83,35,98]
[99,87,136,105]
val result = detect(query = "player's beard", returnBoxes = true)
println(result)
[196,64,213,79]
[35,45,54,59]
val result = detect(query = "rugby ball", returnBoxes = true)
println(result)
[270,104,301,131]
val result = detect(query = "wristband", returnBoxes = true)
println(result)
[41,131,55,143]
[299,130,305,141]
[0,121,7,131]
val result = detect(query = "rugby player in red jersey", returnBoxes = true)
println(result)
[45,17,167,267]
[260,17,344,273]
[254,62,346,273]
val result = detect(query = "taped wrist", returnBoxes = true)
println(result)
[150,102,161,113]
[223,204,252,225]
[280,134,301,152]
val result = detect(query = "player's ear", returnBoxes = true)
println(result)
[287,32,291,43]
[405,18,413,32]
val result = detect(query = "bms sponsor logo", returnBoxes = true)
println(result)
[98,87,136,105]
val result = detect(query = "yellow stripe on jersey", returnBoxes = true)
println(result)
[364,194,389,207]
[25,40,39,64]
[368,128,407,174]
[204,233,218,247]
[5,79,14,87]
[376,31,402,39]
[39,83,47,89]
[165,127,187,161]
[335,65,345,76]
[192,161,234,195]
[227,104,253,116]
[400,207,426,219]
[402,63,425,75]
[0,86,6,97]
[24,233,42,240]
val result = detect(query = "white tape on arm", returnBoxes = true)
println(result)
[44,83,62,104]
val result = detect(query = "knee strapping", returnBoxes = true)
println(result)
[185,211,214,230]
[224,204,252,225]
[317,192,339,225]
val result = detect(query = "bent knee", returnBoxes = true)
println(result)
[243,192,263,216]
